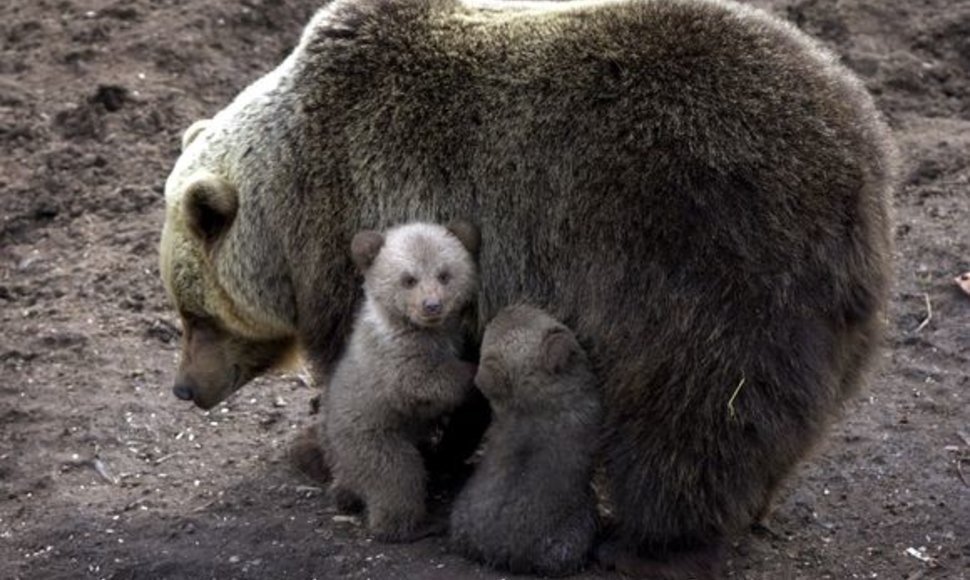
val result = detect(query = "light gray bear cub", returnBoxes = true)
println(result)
[450,304,601,576]
[325,221,479,542]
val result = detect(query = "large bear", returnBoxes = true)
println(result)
[159,0,895,574]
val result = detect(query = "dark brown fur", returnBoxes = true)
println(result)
[161,0,896,572]
[450,305,601,576]
[172,314,294,409]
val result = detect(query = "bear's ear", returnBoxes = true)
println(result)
[183,174,238,250]
[351,230,384,272]
[311,0,376,41]
[181,119,211,151]
[447,220,480,258]
[541,328,579,375]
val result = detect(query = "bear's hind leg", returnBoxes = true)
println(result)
[602,315,849,578]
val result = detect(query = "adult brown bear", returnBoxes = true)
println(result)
[159,0,895,574]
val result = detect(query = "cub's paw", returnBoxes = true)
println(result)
[444,359,477,383]
[369,509,442,543]
[329,483,364,514]
[289,425,331,483]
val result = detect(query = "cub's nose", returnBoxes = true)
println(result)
[173,383,195,401]
[422,299,443,316]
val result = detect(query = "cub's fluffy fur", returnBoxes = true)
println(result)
[325,222,479,541]
[450,305,601,576]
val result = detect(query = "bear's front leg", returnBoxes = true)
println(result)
[398,359,477,418]
[435,358,478,409]
[357,433,431,542]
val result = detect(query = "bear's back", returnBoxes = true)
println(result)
[308,0,893,333]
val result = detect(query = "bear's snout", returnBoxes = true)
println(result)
[422,298,443,317]
[173,383,195,401]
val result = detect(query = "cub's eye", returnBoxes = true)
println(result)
[401,274,417,288]
[437,271,451,285]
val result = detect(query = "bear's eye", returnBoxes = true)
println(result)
[437,271,451,285]
[401,274,417,288]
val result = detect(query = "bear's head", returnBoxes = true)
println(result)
[475,305,587,408]
[351,221,480,329]
[159,121,299,409]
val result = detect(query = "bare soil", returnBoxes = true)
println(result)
[1,0,969,578]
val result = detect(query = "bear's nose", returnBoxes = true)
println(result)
[422,299,442,316]
[173,383,195,401]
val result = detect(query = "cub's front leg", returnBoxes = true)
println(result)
[422,358,478,411]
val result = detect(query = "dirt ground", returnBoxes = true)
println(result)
[1,0,968,578]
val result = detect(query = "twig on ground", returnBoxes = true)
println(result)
[905,546,937,566]
[154,452,183,465]
[915,293,932,332]
[91,458,118,485]
[192,498,222,513]
[294,485,323,494]
[956,458,969,488]
[957,431,970,448]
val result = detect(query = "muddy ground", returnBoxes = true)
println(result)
[1,0,969,578]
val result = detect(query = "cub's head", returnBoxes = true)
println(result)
[475,305,587,407]
[159,120,297,410]
[351,221,479,329]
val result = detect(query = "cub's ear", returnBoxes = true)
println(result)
[181,119,211,151]
[351,230,384,272]
[447,219,480,258]
[542,328,580,375]
[183,173,238,250]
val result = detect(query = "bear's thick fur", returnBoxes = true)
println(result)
[159,0,895,571]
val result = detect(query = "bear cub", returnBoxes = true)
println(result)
[449,304,601,576]
[325,221,480,542]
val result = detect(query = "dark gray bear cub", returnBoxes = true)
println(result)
[450,305,601,576]
[325,221,479,542]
